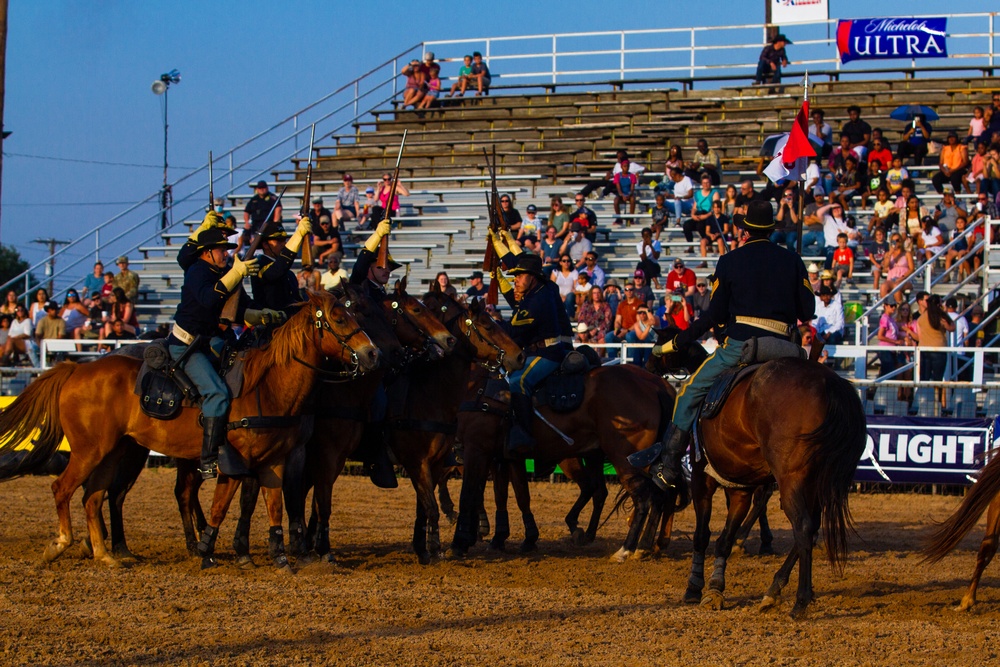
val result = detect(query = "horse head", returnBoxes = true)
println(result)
[645,326,709,376]
[428,292,524,373]
[330,283,405,369]
[304,291,379,374]
[382,278,456,360]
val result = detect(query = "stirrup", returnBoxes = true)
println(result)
[198,461,218,481]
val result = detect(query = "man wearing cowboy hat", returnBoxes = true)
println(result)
[170,211,284,479]
[754,33,791,85]
[489,228,573,457]
[629,200,815,490]
[250,215,312,312]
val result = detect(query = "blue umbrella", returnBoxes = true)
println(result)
[890,104,939,122]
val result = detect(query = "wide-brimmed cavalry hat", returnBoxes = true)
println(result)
[262,225,289,241]
[734,199,777,231]
[195,227,237,250]
[507,253,545,278]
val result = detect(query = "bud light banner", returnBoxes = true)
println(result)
[837,17,948,64]
[856,415,998,485]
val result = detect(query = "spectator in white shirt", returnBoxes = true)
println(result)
[666,166,695,220]
[813,285,845,345]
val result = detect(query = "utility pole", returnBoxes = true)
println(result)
[0,0,9,243]
[31,238,71,296]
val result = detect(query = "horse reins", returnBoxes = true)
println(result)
[293,307,366,381]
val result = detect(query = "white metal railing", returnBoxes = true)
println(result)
[424,12,997,86]
[39,338,149,370]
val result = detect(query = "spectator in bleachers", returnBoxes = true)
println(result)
[831,233,854,286]
[859,158,886,209]
[243,180,282,237]
[722,184,739,218]
[320,255,348,291]
[540,225,561,275]
[464,270,488,301]
[309,197,333,227]
[868,301,903,404]
[551,254,579,318]
[98,318,137,353]
[913,292,954,412]
[825,136,855,197]
[933,132,970,195]
[549,196,570,238]
[579,150,633,200]
[101,287,137,338]
[297,264,320,292]
[580,250,605,288]
[78,292,103,341]
[603,279,622,317]
[577,286,613,354]
[401,59,425,108]
[868,227,889,290]
[0,314,12,347]
[880,231,914,305]
[967,142,988,194]
[871,127,890,152]
[699,199,731,262]
[113,256,140,303]
[517,205,541,244]
[868,140,893,178]
[574,272,593,312]
[664,145,684,174]
[357,187,376,230]
[435,272,458,299]
[810,109,834,157]
[29,288,48,326]
[664,166,695,226]
[734,179,760,217]
[2,305,38,367]
[753,33,790,85]
[902,195,927,246]
[683,174,717,255]
[943,215,972,282]
[603,281,641,360]
[984,148,1000,200]
[842,105,872,160]
[0,290,16,317]
[831,155,862,211]
[498,193,522,234]
[313,216,341,264]
[613,159,638,221]
[632,269,655,308]
[966,206,987,273]
[975,188,998,218]
[816,202,852,268]
[692,139,721,185]
[83,261,104,300]
[690,278,711,318]
[982,92,1000,147]
[869,188,895,234]
[886,156,909,197]
[805,157,823,203]
[470,51,491,96]
[59,289,89,341]
[813,285,845,346]
[372,172,409,224]
[35,301,65,344]
[448,55,474,98]
[630,306,656,367]
[946,297,971,383]
[334,174,359,226]
[665,258,696,300]
[770,187,799,252]
[932,185,964,233]
[560,222,592,269]
[896,114,932,165]
[807,263,822,292]
[416,65,442,111]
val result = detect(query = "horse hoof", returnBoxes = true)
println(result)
[417,553,431,566]
[201,556,218,570]
[682,588,702,605]
[235,555,255,570]
[629,549,651,561]
[759,595,779,612]
[609,547,631,563]
[488,540,506,552]
[296,551,318,567]
[79,538,94,559]
[446,548,467,561]
[42,540,69,563]
[519,541,537,553]
[789,603,809,620]
[100,555,122,569]
[112,547,140,565]
[571,528,587,546]
[759,543,775,556]
[732,542,746,557]
[700,589,724,610]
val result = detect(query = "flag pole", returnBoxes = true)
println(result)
[796,71,809,256]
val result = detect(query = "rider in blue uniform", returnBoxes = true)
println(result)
[489,228,573,457]
[630,199,816,491]
[251,216,312,311]
[170,213,288,479]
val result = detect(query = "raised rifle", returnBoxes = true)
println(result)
[300,124,316,268]
[208,151,214,210]
[481,146,507,305]
[376,130,407,269]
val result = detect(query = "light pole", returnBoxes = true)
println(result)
[151,69,180,231]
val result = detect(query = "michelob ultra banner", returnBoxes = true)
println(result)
[837,17,947,64]
[856,415,998,485]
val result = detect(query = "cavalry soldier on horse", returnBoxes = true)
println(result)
[250,215,312,311]
[631,199,816,491]
[349,219,404,487]
[170,212,286,480]
[489,228,573,457]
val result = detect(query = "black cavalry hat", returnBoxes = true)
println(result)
[734,199,777,231]
[195,226,237,250]
[507,253,545,278]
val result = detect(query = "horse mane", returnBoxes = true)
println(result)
[241,294,322,393]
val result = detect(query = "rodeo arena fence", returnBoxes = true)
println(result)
[3,8,1000,488]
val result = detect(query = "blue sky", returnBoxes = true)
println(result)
[3,0,997,275]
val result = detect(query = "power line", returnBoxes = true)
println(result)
[5,201,140,207]
[4,151,200,170]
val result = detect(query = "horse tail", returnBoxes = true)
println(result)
[0,362,76,479]
[922,454,1000,563]
[804,371,866,573]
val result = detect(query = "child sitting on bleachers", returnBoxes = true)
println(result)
[832,233,854,286]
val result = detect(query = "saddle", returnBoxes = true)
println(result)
[534,346,600,414]
[700,336,805,421]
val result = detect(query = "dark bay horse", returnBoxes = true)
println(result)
[450,356,679,560]
[648,330,866,616]
[924,452,1000,611]
[0,292,377,568]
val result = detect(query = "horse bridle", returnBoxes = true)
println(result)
[385,296,439,360]
[430,295,506,372]
[295,306,367,381]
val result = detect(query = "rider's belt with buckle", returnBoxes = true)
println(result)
[734,316,792,337]
[171,323,196,345]
[525,336,573,353]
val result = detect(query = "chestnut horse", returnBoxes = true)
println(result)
[0,292,377,568]
[450,356,679,560]
[923,451,1000,611]
[648,329,866,616]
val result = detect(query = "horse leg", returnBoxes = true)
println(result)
[788,504,821,618]
[490,460,511,552]
[197,475,242,569]
[438,472,457,525]
[958,495,1000,611]
[733,485,767,555]
[409,462,440,564]
[509,460,538,552]
[232,477,260,569]
[562,458,592,541]
[173,460,203,555]
[282,443,309,561]
[759,550,799,612]
[261,470,291,573]
[45,454,98,563]
[757,485,776,555]
[657,508,675,554]
[684,471,715,604]
[701,489,755,611]
[107,443,149,562]
[584,459,608,544]
[450,445,491,557]
[634,492,665,559]
[81,454,125,568]
[612,490,650,563]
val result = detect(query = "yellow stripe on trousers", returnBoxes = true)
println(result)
[519,356,544,393]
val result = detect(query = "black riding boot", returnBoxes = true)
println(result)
[363,423,398,489]
[198,416,227,480]
[506,393,536,458]
[647,422,691,492]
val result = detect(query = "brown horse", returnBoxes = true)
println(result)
[0,292,378,568]
[923,452,1000,611]
[648,329,866,616]
[450,355,678,560]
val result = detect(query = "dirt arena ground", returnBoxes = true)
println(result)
[1,470,1000,666]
